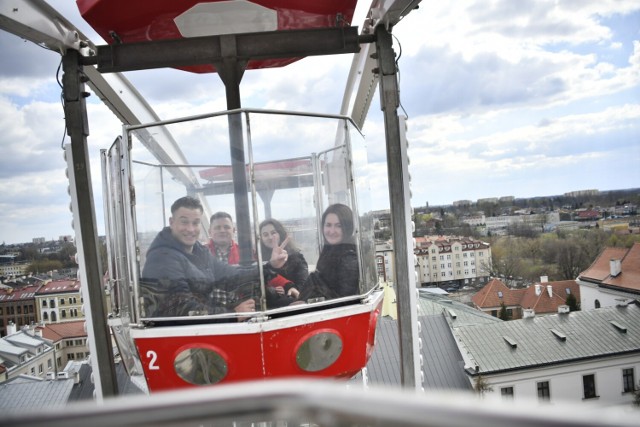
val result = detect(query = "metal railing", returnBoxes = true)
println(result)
[4,378,638,427]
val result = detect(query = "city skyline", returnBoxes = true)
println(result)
[2,186,637,246]
[1,1,639,244]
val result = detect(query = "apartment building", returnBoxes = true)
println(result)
[0,323,55,382]
[0,284,40,337]
[462,211,559,236]
[35,279,84,324]
[414,236,491,287]
[41,321,89,370]
[375,241,395,283]
[0,262,29,278]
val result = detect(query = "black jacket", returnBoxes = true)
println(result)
[270,251,309,292]
[298,243,359,302]
[140,227,266,317]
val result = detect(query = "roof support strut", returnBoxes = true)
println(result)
[63,49,119,399]
[375,25,421,389]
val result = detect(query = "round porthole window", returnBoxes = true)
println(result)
[174,347,228,385]
[296,331,343,372]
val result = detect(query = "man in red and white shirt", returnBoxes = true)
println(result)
[207,211,240,264]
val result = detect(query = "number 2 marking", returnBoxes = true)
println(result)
[147,350,159,370]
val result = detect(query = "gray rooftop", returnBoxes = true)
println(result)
[5,331,48,348]
[359,292,499,391]
[0,339,29,357]
[0,375,74,413]
[454,301,640,375]
[417,289,501,327]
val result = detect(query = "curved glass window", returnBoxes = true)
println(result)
[295,330,343,372]
[174,347,228,385]
[102,109,377,323]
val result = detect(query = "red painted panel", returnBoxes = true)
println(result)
[134,300,382,392]
[76,0,358,73]
[261,311,373,379]
[135,331,264,391]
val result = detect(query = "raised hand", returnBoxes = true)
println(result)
[269,236,290,269]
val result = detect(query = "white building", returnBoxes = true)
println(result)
[455,302,640,407]
[0,324,55,382]
[375,241,395,283]
[414,236,491,287]
[35,279,84,324]
[576,243,640,310]
[0,263,29,278]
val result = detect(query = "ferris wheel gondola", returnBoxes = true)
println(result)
[83,0,389,392]
[102,108,384,391]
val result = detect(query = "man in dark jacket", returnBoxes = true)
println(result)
[140,196,288,318]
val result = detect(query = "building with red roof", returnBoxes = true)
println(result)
[414,235,492,288]
[35,279,84,325]
[472,277,580,319]
[0,284,42,337]
[40,320,89,370]
[577,242,640,310]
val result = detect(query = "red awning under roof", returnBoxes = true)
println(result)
[199,159,313,181]
[76,0,358,73]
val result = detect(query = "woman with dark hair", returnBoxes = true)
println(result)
[298,203,360,302]
[259,218,309,302]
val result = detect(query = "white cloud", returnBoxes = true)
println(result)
[0,1,638,243]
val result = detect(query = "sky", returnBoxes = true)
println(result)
[0,0,639,244]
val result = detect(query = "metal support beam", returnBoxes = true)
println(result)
[0,0,84,54]
[90,27,362,73]
[375,25,421,389]
[213,37,254,265]
[62,49,118,399]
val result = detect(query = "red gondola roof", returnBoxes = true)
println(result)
[76,0,358,73]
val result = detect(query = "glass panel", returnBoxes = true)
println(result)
[174,347,228,385]
[350,125,377,294]
[295,331,343,372]
[122,110,375,320]
[104,138,133,317]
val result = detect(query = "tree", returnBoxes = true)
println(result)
[27,259,63,275]
[556,239,589,280]
[482,237,524,284]
[474,375,493,396]
[19,245,40,262]
[565,293,580,311]
[498,302,510,320]
[57,242,78,268]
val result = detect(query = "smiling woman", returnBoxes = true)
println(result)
[297,203,360,303]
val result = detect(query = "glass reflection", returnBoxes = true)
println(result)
[174,347,228,385]
[101,110,378,321]
[296,331,343,372]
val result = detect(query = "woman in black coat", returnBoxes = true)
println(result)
[259,218,309,306]
[298,203,360,302]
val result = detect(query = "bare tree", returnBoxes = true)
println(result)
[481,237,524,285]
[556,239,589,280]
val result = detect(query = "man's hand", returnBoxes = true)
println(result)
[287,287,300,298]
[269,236,290,269]
[234,298,255,313]
[235,298,256,322]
